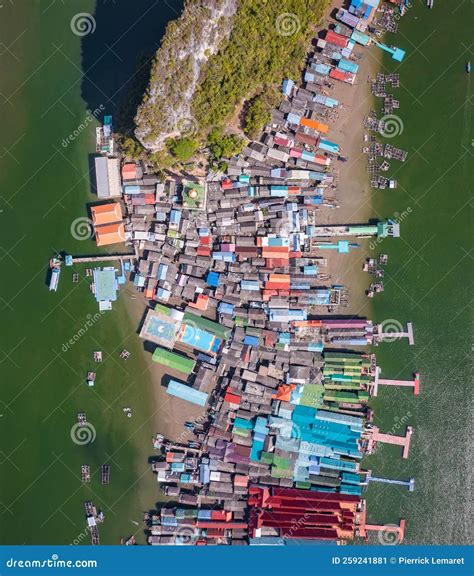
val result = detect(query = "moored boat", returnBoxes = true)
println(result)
[49,266,61,292]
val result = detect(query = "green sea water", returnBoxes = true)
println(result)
[0,0,183,545]
[364,1,473,544]
[0,0,471,547]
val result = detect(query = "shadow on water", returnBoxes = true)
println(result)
[80,0,184,136]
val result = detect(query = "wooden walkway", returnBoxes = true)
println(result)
[71,254,134,264]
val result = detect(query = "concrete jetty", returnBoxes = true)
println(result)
[362,470,415,492]
[361,519,406,543]
[376,321,414,345]
[372,368,420,396]
[366,426,413,459]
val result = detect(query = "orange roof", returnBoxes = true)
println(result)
[268,273,290,284]
[121,163,138,180]
[274,384,296,402]
[300,117,329,134]
[91,202,123,226]
[189,294,209,311]
[95,222,126,246]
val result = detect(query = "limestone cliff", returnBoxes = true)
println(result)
[135,0,237,151]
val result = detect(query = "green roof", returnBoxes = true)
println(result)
[183,311,231,340]
[300,384,324,408]
[152,347,196,375]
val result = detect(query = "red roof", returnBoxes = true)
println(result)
[329,68,354,83]
[326,30,348,48]
[224,391,241,405]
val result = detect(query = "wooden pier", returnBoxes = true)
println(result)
[366,426,413,459]
[360,519,406,543]
[361,470,415,492]
[71,254,134,265]
[376,321,414,345]
[372,368,420,396]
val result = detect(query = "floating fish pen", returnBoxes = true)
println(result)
[84,501,104,545]
[81,465,90,483]
[382,95,399,115]
[77,413,87,426]
[101,465,110,485]
[384,144,408,162]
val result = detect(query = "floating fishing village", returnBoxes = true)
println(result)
[51,0,424,546]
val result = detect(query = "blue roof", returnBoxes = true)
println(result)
[167,380,208,407]
[282,78,294,96]
[218,302,234,315]
[206,271,220,287]
[170,209,181,224]
[179,324,215,353]
[244,335,259,346]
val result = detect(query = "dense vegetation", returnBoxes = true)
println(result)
[193,0,331,131]
[128,0,331,168]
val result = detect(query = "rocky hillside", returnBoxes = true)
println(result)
[135,0,237,151]
[134,0,331,159]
